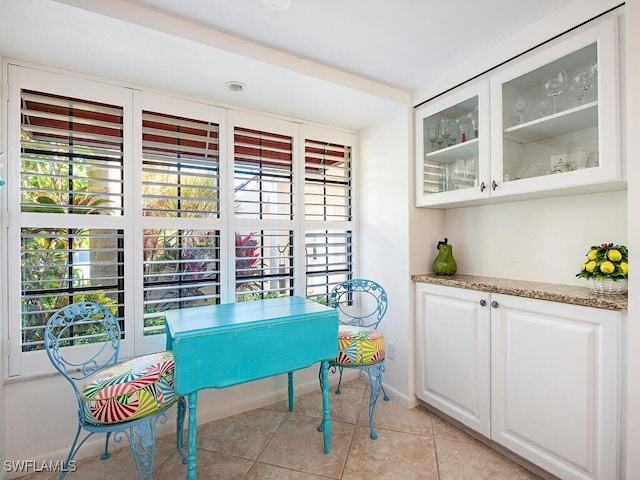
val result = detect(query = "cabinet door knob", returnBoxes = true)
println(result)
[492,180,498,191]
[480,182,486,192]
[491,300,499,308]
[480,299,487,306]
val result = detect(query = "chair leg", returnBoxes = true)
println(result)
[57,424,84,480]
[381,385,390,401]
[122,413,167,480]
[176,397,188,464]
[335,366,344,394]
[365,362,385,439]
[101,431,112,460]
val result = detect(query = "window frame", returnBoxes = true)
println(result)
[4,65,136,376]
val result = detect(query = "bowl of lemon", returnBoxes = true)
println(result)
[577,243,628,295]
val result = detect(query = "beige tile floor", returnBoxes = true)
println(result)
[20,378,544,480]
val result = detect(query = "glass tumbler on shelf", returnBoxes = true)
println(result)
[457,115,472,142]
[465,157,478,187]
[453,159,467,190]
[470,107,479,138]
[537,97,552,118]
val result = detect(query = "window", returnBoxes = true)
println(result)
[19,88,125,353]
[141,109,222,335]
[233,126,293,220]
[232,118,296,301]
[3,65,356,376]
[303,133,354,304]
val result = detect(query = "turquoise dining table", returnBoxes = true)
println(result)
[165,296,339,480]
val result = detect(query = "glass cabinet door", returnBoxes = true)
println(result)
[490,16,620,196]
[415,80,490,206]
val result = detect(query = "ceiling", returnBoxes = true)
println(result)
[0,0,616,130]
[126,0,572,92]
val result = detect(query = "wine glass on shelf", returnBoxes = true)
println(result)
[439,117,453,147]
[448,120,460,146]
[543,71,568,114]
[426,121,440,151]
[571,65,594,103]
[514,94,529,124]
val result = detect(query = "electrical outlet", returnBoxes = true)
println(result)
[387,342,395,360]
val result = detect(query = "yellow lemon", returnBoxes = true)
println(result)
[585,260,597,273]
[580,261,588,271]
[600,261,615,274]
[620,261,629,275]
[587,249,599,261]
[607,249,622,262]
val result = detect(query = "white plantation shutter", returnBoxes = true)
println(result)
[232,117,296,301]
[235,230,294,301]
[303,131,355,304]
[304,138,352,222]
[142,111,220,218]
[20,90,125,214]
[18,88,126,352]
[305,230,353,303]
[141,109,222,334]
[234,126,294,220]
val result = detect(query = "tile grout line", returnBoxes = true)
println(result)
[431,411,443,480]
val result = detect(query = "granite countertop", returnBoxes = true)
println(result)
[411,273,628,311]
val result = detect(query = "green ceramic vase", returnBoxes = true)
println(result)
[433,238,457,275]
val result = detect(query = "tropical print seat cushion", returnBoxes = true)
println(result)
[81,351,178,425]
[332,325,385,366]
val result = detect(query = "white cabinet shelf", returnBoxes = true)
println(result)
[504,101,598,143]
[425,138,479,163]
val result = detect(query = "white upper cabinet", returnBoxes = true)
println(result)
[415,80,491,207]
[490,16,621,199]
[415,15,624,208]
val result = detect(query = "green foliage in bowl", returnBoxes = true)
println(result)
[576,243,628,281]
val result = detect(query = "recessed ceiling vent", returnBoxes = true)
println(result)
[226,81,246,92]
[262,0,292,11]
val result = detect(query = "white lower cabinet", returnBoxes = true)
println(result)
[415,282,621,480]
[415,283,491,436]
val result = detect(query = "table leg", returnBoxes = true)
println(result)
[287,371,294,411]
[186,392,198,480]
[321,360,330,454]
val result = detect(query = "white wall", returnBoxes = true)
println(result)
[357,107,416,406]
[442,190,627,285]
